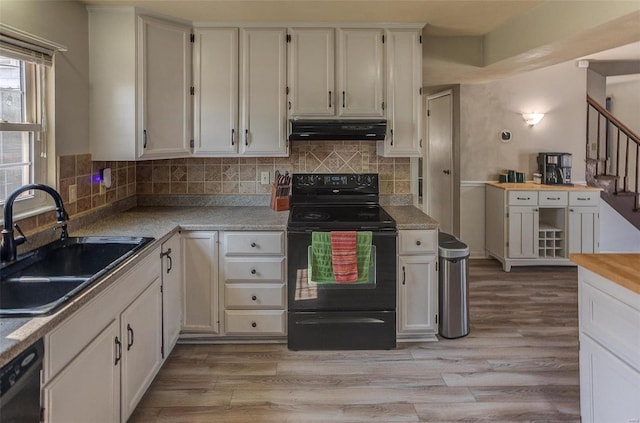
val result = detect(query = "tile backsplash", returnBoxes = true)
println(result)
[136,141,411,195]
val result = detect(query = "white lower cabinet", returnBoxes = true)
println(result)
[569,206,599,254]
[161,233,183,355]
[43,248,164,423]
[181,231,219,334]
[397,230,438,340]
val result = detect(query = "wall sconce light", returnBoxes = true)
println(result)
[522,113,545,126]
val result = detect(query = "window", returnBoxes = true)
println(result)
[0,28,54,220]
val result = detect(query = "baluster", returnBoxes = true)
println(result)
[625,136,630,193]
[615,128,621,193]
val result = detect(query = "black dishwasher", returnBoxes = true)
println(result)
[0,338,43,423]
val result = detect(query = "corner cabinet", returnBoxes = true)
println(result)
[193,27,288,157]
[42,248,163,423]
[485,184,601,271]
[397,229,438,341]
[377,29,423,157]
[577,265,640,422]
[89,8,191,161]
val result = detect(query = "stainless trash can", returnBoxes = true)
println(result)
[438,232,470,339]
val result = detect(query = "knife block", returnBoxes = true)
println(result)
[270,183,289,211]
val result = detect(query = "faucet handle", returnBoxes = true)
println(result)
[54,222,69,240]
[13,223,27,246]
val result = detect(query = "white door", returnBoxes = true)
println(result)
[138,16,191,159]
[194,28,239,155]
[43,320,120,423]
[398,255,437,334]
[288,28,335,116]
[425,91,453,234]
[121,279,163,422]
[240,28,288,156]
[508,206,539,258]
[569,207,600,254]
[162,233,183,356]
[182,231,219,333]
[337,28,384,117]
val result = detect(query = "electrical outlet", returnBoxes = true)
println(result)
[69,184,77,203]
[261,171,270,185]
[99,182,106,195]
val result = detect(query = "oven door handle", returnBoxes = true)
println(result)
[295,317,386,325]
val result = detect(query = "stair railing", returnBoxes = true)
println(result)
[586,95,639,210]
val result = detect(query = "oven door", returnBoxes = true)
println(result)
[287,229,397,311]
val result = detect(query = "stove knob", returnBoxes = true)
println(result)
[364,175,373,185]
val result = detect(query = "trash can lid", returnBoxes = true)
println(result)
[438,238,469,259]
[438,231,456,245]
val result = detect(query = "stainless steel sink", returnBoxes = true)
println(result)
[0,237,154,317]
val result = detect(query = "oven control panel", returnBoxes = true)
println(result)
[293,173,378,188]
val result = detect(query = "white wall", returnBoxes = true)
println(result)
[458,61,588,256]
[0,0,90,155]
[599,200,640,252]
[607,77,640,134]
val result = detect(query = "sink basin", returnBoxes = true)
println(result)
[0,236,154,317]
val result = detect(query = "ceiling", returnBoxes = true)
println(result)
[80,0,543,36]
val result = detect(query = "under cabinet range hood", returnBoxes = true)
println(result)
[289,119,387,141]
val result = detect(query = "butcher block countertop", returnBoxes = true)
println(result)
[487,182,602,191]
[570,254,640,294]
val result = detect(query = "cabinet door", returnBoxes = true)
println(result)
[240,28,288,156]
[383,29,422,156]
[162,233,183,357]
[508,206,539,258]
[337,28,384,117]
[288,28,335,116]
[194,28,239,156]
[121,278,163,422]
[398,255,437,334]
[182,231,219,333]
[43,320,120,423]
[569,206,599,254]
[138,16,191,159]
[580,334,640,423]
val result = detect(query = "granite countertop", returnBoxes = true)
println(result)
[1,204,436,365]
[487,182,602,191]
[570,253,640,294]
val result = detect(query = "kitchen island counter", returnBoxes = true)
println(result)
[570,253,640,294]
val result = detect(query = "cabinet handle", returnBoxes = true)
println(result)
[251,321,257,328]
[577,197,590,201]
[127,324,134,351]
[390,129,394,146]
[160,248,172,274]
[114,337,122,365]
[534,208,539,212]
[245,129,249,146]
[517,197,530,200]
[250,242,257,248]
[143,129,147,149]
[342,91,346,108]
[416,240,421,246]
[443,169,451,175]
[402,266,406,285]
[570,208,575,212]
[251,269,257,275]
[251,295,257,301]
[231,128,235,146]
[547,197,560,200]
[288,101,292,110]
[328,91,332,108]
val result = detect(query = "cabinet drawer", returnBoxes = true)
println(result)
[224,257,285,281]
[224,310,286,335]
[580,281,640,370]
[223,231,284,255]
[538,191,568,206]
[508,191,538,206]
[570,191,600,206]
[398,230,437,254]
[225,283,285,309]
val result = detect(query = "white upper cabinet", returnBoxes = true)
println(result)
[194,27,288,157]
[379,28,422,157]
[193,28,239,156]
[239,28,288,156]
[89,8,191,161]
[288,28,335,116]
[337,28,385,117]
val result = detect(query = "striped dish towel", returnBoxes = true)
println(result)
[331,231,358,283]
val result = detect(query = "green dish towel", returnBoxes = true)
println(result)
[309,231,373,284]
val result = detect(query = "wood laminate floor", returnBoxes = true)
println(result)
[130,260,580,422]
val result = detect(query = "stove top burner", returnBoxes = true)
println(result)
[299,210,332,221]
[288,204,396,230]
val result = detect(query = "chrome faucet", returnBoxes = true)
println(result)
[1,184,69,264]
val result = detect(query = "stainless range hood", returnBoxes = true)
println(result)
[289,119,387,141]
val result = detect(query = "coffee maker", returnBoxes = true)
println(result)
[537,152,572,185]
